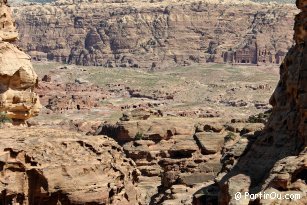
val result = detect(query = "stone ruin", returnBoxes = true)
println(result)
[222,36,287,65]
[0,0,41,122]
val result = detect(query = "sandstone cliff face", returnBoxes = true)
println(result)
[12,0,296,69]
[0,128,140,205]
[194,1,307,204]
[0,0,17,41]
[0,0,41,121]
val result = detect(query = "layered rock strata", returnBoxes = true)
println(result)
[96,112,265,205]
[0,128,140,204]
[12,0,296,68]
[0,0,41,121]
[194,0,307,204]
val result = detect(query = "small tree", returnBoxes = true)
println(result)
[0,112,12,128]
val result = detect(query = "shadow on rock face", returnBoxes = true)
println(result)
[193,1,307,204]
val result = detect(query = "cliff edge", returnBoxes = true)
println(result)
[194,0,307,204]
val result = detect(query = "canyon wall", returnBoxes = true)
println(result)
[194,0,307,204]
[12,0,297,69]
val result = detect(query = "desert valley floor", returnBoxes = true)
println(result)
[31,62,279,126]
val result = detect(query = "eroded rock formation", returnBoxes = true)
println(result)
[95,111,267,205]
[0,0,41,121]
[194,1,307,204]
[12,0,296,68]
[0,128,140,204]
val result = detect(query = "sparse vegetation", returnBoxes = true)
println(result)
[32,61,279,123]
[247,109,272,123]
[224,132,236,142]
[0,112,12,128]
[135,132,144,140]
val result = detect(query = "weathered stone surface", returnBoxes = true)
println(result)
[96,115,231,204]
[97,118,196,143]
[0,0,41,121]
[179,173,215,186]
[36,80,109,112]
[194,132,225,154]
[12,0,296,68]
[0,0,18,41]
[0,128,140,204]
[194,1,307,204]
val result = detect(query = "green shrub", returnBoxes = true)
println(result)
[135,132,143,140]
[0,112,12,127]
[224,132,236,142]
[247,109,272,123]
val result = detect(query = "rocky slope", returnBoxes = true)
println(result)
[194,0,307,204]
[12,0,296,69]
[0,0,41,122]
[0,2,141,204]
[92,107,267,205]
[0,128,140,204]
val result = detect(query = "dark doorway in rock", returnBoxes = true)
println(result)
[77,105,80,110]
[241,60,246,63]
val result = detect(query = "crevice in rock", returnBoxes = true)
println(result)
[25,154,38,167]
[168,150,193,159]
[4,148,19,158]
[0,161,4,171]
[291,168,307,183]
[77,140,101,155]
[27,169,49,205]
[192,184,219,205]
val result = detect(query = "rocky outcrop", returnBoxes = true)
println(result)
[96,113,267,204]
[194,1,307,204]
[37,80,110,113]
[0,128,140,204]
[96,115,243,204]
[0,0,41,121]
[12,0,296,68]
[0,0,17,41]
